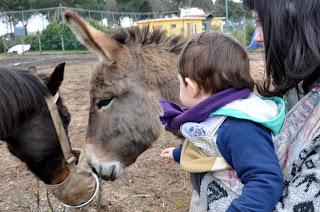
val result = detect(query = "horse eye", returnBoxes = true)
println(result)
[97,98,113,109]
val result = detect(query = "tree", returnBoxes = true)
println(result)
[0,0,107,11]
[228,0,250,19]
[212,0,250,19]
[0,0,249,19]
[0,0,29,10]
[148,0,174,14]
[116,0,151,12]
[212,0,225,17]
[170,0,214,12]
[77,0,106,10]
[189,0,214,12]
[106,0,117,11]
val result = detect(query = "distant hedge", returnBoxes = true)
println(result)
[28,20,110,51]
[0,19,110,53]
[230,21,256,47]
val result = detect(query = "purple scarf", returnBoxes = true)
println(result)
[160,88,251,131]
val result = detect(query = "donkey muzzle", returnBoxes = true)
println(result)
[46,151,99,208]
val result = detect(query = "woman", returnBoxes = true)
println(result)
[244,0,320,211]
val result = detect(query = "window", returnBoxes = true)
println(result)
[203,22,212,31]
[170,24,176,29]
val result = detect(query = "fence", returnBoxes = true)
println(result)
[223,17,256,48]
[0,4,179,53]
[0,5,255,53]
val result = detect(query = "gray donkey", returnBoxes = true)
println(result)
[65,11,320,211]
[64,11,185,180]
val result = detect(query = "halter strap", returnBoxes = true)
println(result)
[45,94,100,208]
[45,95,76,167]
[53,91,60,103]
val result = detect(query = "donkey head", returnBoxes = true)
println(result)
[65,11,182,180]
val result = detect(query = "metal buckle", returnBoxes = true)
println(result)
[62,173,100,208]
[66,155,76,165]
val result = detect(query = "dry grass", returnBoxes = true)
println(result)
[0,52,266,211]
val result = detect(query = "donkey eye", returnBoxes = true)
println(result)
[97,98,113,109]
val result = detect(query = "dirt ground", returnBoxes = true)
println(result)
[0,51,265,211]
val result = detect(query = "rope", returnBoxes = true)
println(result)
[96,165,104,211]
[46,190,55,212]
[37,180,40,212]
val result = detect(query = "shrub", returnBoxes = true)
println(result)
[245,21,255,45]
[22,20,110,51]
[228,21,256,47]
[0,36,21,53]
[25,34,40,51]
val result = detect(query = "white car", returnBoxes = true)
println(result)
[8,44,31,55]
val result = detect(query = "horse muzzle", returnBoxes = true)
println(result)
[45,151,99,208]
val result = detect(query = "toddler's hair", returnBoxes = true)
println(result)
[178,31,255,94]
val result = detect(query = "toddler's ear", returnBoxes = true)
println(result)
[185,77,200,97]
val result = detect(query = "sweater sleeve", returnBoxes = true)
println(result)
[216,118,284,212]
[173,144,182,163]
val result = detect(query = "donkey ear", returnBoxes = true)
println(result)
[47,63,65,95]
[64,10,123,63]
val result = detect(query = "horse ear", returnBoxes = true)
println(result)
[47,63,65,95]
[64,10,123,63]
[27,66,38,75]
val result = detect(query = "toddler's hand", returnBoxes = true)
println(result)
[160,147,175,164]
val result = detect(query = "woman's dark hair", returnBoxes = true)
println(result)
[243,0,320,96]
[177,31,254,94]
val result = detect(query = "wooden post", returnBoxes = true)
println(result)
[61,34,65,52]
[112,13,115,26]
[22,11,27,36]
[38,32,42,54]
[60,3,63,22]
[20,36,25,56]
[243,17,247,46]
[100,11,103,25]
[2,37,6,53]
[47,11,50,22]
[225,0,229,27]
[59,3,65,52]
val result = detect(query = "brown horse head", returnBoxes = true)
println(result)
[0,63,71,184]
[65,11,184,180]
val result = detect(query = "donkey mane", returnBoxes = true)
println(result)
[112,26,186,54]
[0,67,49,138]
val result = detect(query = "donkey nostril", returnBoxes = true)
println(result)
[91,164,103,178]
[107,164,116,181]
[100,164,116,181]
[102,175,111,181]
[89,162,123,181]
[110,165,116,181]
[91,167,98,175]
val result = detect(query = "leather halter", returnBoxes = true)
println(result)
[44,94,99,208]
[45,94,76,167]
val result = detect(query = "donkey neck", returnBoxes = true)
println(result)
[138,48,180,103]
